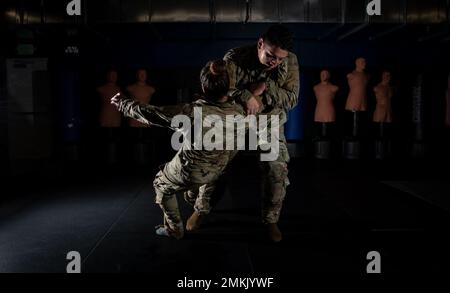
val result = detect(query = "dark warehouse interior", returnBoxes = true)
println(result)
[1,0,450,281]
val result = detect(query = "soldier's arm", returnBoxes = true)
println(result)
[115,94,194,128]
[264,54,300,111]
[115,97,175,128]
[223,53,254,104]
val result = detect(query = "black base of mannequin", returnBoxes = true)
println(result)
[314,140,332,159]
[133,143,152,165]
[106,143,119,164]
[342,138,361,160]
[345,111,367,138]
[314,122,334,159]
[374,139,392,160]
[411,141,426,159]
[373,123,392,160]
[342,111,366,159]
[130,128,154,165]
[100,127,120,164]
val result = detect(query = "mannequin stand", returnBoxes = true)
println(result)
[102,128,119,165]
[373,123,392,160]
[343,111,361,160]
[314,122,332,159]
[132,128,153,165]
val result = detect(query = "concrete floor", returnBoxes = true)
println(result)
[1,153,449,277]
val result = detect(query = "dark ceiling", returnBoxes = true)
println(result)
[1,0,449,44]
[1,0,448,25]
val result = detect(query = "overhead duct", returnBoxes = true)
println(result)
[150,0,210,22]
[121,0,149,23]
[0,0,18,24]
[214,0,245,22]
[344,0,366,23]
[249,0,279,23]
[407,0,447,23]
[16,0,42,24]
[370,0,406,23]
[318,0,342,23]
[279,0,307,23]
[1,0,450,24]
[43,0,84,24]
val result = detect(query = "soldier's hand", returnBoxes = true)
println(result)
[110,92,122,107]
[246,97,261,115]
[249,82,266,96]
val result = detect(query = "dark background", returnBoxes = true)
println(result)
[1,1,450,177]
[1,0,450,275]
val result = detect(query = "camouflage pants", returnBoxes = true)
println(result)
[259,122,290,224]
[183,183,216,215]
[182,116,291,225]
[183,150,238,215]
[183,117,291,225]
[153,154,221,232]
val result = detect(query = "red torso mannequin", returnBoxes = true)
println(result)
[126,69,155,128]
[97,70,121,127]
[313,70,338,122]
[373,71,393,123]
[346,58,369,112]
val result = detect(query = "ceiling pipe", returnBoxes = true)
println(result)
[369,24,407,41]
[337,22,370,41]
[337,0,372,41]
[318,24,345,40]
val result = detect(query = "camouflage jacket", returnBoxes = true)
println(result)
[117,97,245,182]
[223,44,300,115]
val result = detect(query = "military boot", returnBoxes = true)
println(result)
[186,211,205,231]
[266,223,282,242]
[155,224,184,240]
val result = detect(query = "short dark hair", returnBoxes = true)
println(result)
[200,60,229,101]
[261,24,294,51]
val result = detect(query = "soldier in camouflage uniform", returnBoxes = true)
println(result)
[223,24,300,242]
[111,60,244,239]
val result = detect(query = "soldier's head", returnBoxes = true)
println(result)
[200,60,230,102]
[257,25,293,70]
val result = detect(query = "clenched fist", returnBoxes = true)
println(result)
[249,82,266,96]
[110,92,122,107]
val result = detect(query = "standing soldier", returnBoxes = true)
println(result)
[223,25,300,242]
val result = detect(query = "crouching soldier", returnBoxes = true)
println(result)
[111,60,243,239]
